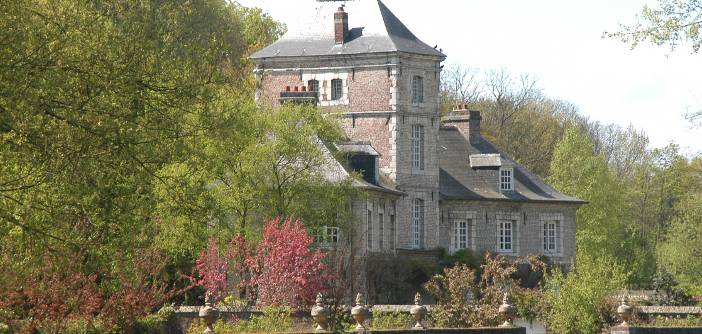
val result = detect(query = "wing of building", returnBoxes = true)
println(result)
[251,0,584,265]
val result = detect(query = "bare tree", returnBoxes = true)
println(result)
[483,68,541,136]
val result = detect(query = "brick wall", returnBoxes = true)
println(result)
[259,71,304,110]
[348,68,393,111]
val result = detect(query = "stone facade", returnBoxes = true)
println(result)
[250,0,582,265]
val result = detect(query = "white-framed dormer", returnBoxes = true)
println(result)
[301,71,349,107]
[499,167,514,192]
[540,213,564,256]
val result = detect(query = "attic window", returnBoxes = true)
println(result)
[499,167,513,191]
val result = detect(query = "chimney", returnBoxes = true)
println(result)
[441,105,482,145]
[334,6,348,44]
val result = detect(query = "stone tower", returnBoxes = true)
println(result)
[251,0,446,251]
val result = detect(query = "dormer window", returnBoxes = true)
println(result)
[331,79,343,100]
[411,76,423,104]
[499,167,513,191]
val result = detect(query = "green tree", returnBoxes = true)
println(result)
[605,0,702,53]
[658,192,702,295]
[544,253,628,334]
[547,125,630,262]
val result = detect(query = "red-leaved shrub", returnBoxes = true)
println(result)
[195,218,331,308]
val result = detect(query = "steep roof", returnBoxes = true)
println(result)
[439,127,585,204]
[250,0,445,59]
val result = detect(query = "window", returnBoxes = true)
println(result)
[308,79,319,92]
[543,221,558,253]
[314,226,340,247]
[453,219,469,250]
[412,198,424,249]
[498,220,513,252]
[378,199,385,250]
[331,79,343,100]
[411,75,424,104]
[411,125,425,171]
[389,213,396,250]
[500,168,513,191]
[367,208,373,250]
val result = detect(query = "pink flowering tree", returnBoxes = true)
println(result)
[195,218,331,308]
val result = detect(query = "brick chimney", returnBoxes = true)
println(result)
[334,6,348,44]
[441,105,482,145]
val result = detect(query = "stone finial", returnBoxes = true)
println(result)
[498,292,516,328]
[350,293,369,331]
[311,292,330,331]
[617,295,633,327]
[409,292,428,329]
[199,291,219,334]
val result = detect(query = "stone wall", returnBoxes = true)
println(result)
[440,201,578,265]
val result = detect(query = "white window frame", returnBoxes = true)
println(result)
[411,124,425,172]
[543,221,558,253]
[331,79,343,101]
[499,167,514,191]
[412,198,424,249]
[453,219,469,250]
[411,75,424,104]
[314,226,340,249]
[498,220,514,252]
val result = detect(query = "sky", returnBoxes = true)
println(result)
[237,0,702,155]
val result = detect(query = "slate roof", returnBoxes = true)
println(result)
[250,0,445,59]
[439,127,585,204]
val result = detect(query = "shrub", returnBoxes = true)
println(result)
[543,254,628,334]
[371,310,414,330]
[185,308,293,334]
[195,218,331,308]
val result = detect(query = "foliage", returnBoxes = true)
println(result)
[366,253,439,304]
[425,253,543,328]
[650,269,692,306]
[371,310,414,330]
[195,218,331,308]
[605,0,702,53]
[186,308,294,334]
[644,315,702,327]
[658,192,702,295]
[543,253,628,334]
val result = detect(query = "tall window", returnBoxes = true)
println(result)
[498,220,513,252]
[412,198,424,249]
[453,219,469,250]
[543,221,558,253]
[308,79,319,92]
[389,213,396,250]
[411,125,425,171]
[331,79,343,100]
[378,199,385,250]
[411,75,424,104]
[500,168,513,191]
[367,207,373,250]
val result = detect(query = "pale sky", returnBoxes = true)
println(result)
[238,0,702,155]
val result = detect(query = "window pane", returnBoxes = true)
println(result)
[331,79,342,100]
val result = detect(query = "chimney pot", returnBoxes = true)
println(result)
[302,86,307,92]
[294,86,299,92]
[285,86,291,92]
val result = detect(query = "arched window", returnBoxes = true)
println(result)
[411,75,423,104]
